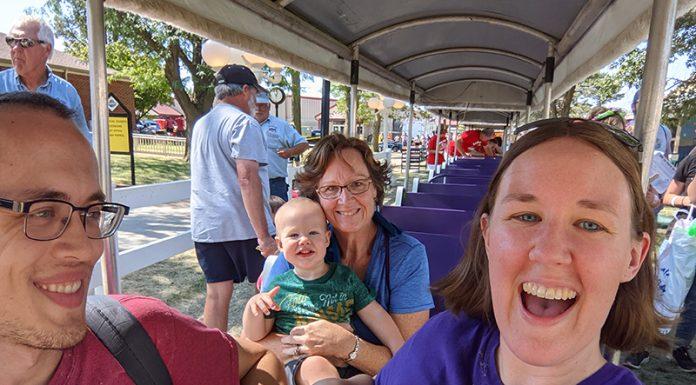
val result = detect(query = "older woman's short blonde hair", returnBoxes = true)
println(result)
[436,120,669,352]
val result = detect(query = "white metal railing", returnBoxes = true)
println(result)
[89,180,192,293]
[133,134,186,157]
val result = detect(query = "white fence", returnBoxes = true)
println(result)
[89,180,193,293]
[133,134,186,157]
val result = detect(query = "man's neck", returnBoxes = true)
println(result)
[18,67,49,92]
[0,340,63,385]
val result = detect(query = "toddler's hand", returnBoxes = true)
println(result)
[249,286,280,317]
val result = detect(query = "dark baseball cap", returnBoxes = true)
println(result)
[214,64,268,93]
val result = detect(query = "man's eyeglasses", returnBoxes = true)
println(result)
[0,198,129,241]
[514,117,643,152]
[5,36,46,49]
[316,178,372,200]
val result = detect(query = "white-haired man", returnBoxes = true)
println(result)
[0,16,91,143]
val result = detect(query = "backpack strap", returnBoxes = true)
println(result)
[86,295,173,385]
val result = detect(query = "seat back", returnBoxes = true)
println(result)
[407,230,470,315]
[430,175,492,185]
[418,182,489,196]
[403,192,483,211]
[380,206,473,237]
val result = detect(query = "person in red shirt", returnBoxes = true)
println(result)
[426,125,447,170]
[456,128,495,157]
[0,92,286,385]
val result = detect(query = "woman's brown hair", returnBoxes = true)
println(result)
[435,120,670,351]
[295,133,390,204]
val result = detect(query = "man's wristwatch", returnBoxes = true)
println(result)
[345,334,360,363]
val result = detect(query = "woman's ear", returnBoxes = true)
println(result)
[622,231,650,282]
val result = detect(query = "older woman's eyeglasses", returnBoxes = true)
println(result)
[0,198,129,241]
[514,118,643,152]
[316,178,372,200]
[5,37,46,49]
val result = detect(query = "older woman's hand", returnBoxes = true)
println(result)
[280,319,355,360]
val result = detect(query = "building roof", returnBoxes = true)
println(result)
[0,32,117,76]
[148,103,184,117]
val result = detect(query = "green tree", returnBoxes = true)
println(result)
[556,10,695,126]
[68,41,171,120]
[41,0,216,158]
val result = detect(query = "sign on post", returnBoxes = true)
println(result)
[107,93,136,185]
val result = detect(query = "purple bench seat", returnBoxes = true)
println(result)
[430,174,492,185]
[408,231,469,315]
[418,182,489,196]
[403,192,483,211]
[380,205,473,238]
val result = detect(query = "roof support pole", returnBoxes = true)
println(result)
[434,110,443,173]
[349,46,359,137]
[87,0,120,294]
[446,110,453,164]
[382,108,390,157]
[320,79,331,137]
[525,90,533,124]
[542,45,555,119]
[454,111,460,160]
[404,85,416,191]
[634,0,678,191]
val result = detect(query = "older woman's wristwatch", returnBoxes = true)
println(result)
[345,334,360,363]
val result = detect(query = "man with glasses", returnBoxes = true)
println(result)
[0,16,91,143]
[191,65,277,332]
[255,91,309,201]
[0,92,285,384]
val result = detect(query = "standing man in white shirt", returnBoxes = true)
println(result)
[255,92,309,201]
[190,65,276,331]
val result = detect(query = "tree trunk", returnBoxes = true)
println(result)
[560,85,576,117]
[372,113,382,151]
[291,70,302,135]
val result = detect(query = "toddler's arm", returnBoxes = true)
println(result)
[242,286,279,341]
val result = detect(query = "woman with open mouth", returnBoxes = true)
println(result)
[371,119,670,385]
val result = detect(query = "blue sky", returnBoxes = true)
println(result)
[3,0,692,113]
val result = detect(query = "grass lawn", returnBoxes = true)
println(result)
[111,153,190,186]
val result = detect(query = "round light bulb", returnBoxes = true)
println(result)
[202,40,232,68]
[367,97,383,110]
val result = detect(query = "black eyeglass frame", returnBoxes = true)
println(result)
[315,178,373,200]
[5,36,47,49]
[0,197,130,241]
[514,117,643,153]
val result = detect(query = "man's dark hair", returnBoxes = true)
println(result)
[0,91,76,120]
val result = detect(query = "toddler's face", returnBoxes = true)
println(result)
[276,202,331,272]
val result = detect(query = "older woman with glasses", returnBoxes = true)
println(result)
[256,134,433,379]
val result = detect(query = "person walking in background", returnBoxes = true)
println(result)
[190,64,277,332]
[0,16,90,143]
[255,91,309,201]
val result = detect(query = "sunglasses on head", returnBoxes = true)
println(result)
[5,36,46,49]
[514,117,643,152]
